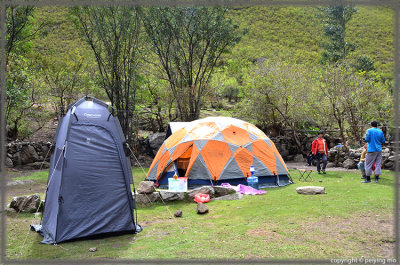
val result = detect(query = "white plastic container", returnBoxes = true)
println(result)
[168,177,188,192]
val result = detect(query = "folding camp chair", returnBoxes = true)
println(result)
[298,169,313,181]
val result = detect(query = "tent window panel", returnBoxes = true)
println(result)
[54,148,64,171]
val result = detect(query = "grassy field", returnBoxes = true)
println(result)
[5,168,395,261]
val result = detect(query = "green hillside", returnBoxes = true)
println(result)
[226,6,393,77]
[33,6,394,78]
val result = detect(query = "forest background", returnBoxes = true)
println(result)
[5,4,394,149]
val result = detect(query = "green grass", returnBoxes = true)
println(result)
[5,168,395,260]
[12,171,50,184]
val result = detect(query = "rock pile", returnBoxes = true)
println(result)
[134,182,244,205]
[271,134,340,161]
[139,131,342,162]
[6,141,54,169]
[328,145,393,170]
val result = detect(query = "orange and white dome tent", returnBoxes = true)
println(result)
[146,117,292,188]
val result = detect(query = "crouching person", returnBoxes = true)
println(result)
[358,143,367,179]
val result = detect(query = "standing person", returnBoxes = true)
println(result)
[363,121,385,183]
[311,131,329,174]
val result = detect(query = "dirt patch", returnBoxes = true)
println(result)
[286,162,359,172]
[246,228,283,241]
[140,218,175,228]
[307,213,394,257]
[5,182,46,199]
[285,212,394,258]
[202,214,222,219]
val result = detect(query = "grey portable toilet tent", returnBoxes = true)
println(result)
[32,96,139,244]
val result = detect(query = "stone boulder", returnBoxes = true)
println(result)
[20,145,39,164]
[348,151,359,159]
[293,154,304,162]
[6,157,13,168]
[196,203,209,214]
[137,181,156,194]
[148,132,166,155]
[326,162,336,168]
[134,192,160,204]
[343,158,357,169]
[9,194,41,213]
[23,162,50,170]
[188,186,215,199]
[296,186,325,195]
[213,186,236,197]
[159,191,185,201]
[213,193,243,201]
[174,210,182,217]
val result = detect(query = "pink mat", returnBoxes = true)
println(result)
[221,183,266,195]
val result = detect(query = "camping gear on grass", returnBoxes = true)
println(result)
[146,117,291,188]
[31,96,140,244]
[221,183,266,195]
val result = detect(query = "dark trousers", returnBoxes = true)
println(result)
[315,152,327,172]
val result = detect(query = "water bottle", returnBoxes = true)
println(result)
[250,165,255,177]
[247,165,259,190]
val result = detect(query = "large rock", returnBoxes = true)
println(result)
[296,186,325,195]
[384,161,394,169]
[134,192,160,204]
[5,157,13,168]
[188,186,215,199]
[213,193,243,201]
[20,145,39,164]
[159,191,185,201]
[148,132,166,155]
[174,210,182,217]
[213,186,237,197]
[196,203,209,214]
[137,181,156,194]
[326,162,336,168]
[9,194,41,213]
[349,151,361,159]
[23,162,50,170]
[343,158,357,169]
[293,154,304,162]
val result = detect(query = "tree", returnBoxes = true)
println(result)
[5,6,45,139]
[136,74,176,132]
[313,62,390,146]
[33,7,100,117]
[352,55,376,72]
[71,7,142,142]
[318,2,357,63]
[142,7,243,121]
[239,60,312,148]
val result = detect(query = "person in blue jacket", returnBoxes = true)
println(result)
[363,121,385,183]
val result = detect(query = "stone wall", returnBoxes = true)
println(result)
[6,141,54,169]
[328,145,395,170]
[139,132,342,161]
[271,134,341,161]
[6,132,395,171]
